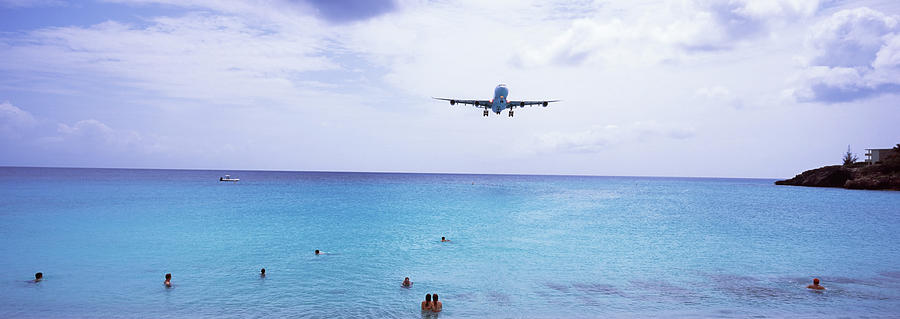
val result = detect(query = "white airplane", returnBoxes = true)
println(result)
[434,84,559,117]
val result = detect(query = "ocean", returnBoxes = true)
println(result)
[1,167,899,318]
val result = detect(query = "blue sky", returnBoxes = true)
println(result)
[1,0,898,178]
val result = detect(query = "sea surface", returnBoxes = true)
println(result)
[1,167,899,318]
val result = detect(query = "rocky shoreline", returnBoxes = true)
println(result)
[775,164,900,190]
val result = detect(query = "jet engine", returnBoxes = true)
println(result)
[542,102,548,107]
[450,100,456,105]
[520,102,525,107]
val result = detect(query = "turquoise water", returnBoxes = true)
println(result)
[1,167,899,318]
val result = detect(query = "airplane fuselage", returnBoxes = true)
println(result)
[490,84,510,114]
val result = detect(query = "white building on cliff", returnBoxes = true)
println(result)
[865,148,896,164]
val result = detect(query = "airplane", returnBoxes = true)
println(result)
[434,84,559,117]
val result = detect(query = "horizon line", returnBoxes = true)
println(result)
[0,165,780,180]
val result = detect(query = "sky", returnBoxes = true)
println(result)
[0,0,898,178]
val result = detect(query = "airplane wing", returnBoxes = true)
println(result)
[433,97,491,108]
[506,100,561,108]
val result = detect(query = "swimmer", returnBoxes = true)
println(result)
[260,268,266,277]
[421,294,433,311]
[433,293,442,312]
[164,273,172,287]
[441,237,450,242]
[402,277,412,287]
[315,250,321,255]
[33,272,43,282]
[807,278,825,290]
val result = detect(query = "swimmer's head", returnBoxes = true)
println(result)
[425,294,431,302]
[261,268,266,275]
[165,273,171,280]
[433,293,439,301]
[442,237,445,240]
[35,272,42,280]
[813,278,820,285]
[315,250,320,255]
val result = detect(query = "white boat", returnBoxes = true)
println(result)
[219,174,240,182]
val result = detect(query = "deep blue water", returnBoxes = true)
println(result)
[1,167,899,318]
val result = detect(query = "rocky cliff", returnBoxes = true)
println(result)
[775,164,900,190]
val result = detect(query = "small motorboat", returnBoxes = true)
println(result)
[219,174,240,182]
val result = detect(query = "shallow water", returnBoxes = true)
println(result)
[1,167,899,318]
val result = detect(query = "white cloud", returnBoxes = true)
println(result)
[873,32,900,68]
[679,0,819,49]
[808,7,897,67]
[794,7,900,102]
[529,121,695,154]
[512,0,821,68]
[52,119,142,149]
[534,124,622,154]
[0,101,37,138]
[696,86,733,99]
[0,0,64,8]
[695,85,746,109]
[0,11,340,106]
[0,102,153,155]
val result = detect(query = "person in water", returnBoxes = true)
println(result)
[421,294,432,311]
[315,250,321,255]
[432,293,442,312]
[33,272,43,282]
[441,237,450,242]
[164,273,172,287]
[807,278,825,290]
[402,277,412,287]
[260,268,266,277]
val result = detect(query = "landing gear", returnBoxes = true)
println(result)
[483,110,489,117]
[508,110,514,117]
